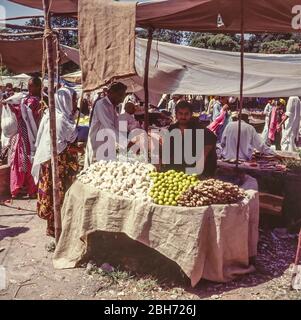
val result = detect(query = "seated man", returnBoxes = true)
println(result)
[165,101,217,177]
[221,110,275,161]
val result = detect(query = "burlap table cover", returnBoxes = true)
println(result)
[53,175,259,286]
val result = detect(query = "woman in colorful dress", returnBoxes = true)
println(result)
[8,77,42,198]
[268,99,286,150]
[32,87,79,237]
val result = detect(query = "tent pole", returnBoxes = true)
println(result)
[43,0,61,244]
[143,28,154,132]
[235,0,245,170]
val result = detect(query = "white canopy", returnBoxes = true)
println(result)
[0,74,31,88]
[62,38,301,98]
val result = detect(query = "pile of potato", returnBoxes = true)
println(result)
[177,179,246,207]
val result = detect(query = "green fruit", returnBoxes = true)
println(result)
[158,200,163,205]
[172,201,177,206]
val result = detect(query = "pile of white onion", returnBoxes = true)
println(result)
[77,160,155,201]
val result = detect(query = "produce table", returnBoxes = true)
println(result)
[53,175,259,287]
[217,160,301,227]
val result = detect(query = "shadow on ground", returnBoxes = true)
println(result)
[77,227,297,299]
[0,226,30,241]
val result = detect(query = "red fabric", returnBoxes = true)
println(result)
[268,106,285,142]
[9,96,40,197]
[207,109,227,135]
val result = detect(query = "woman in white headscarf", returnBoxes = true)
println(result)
[32,87,79,237]
[280,96,301,152]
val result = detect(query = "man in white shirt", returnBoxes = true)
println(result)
[85,82,127,168]
[280,96,301,152]
[221,111,275,161]
[168,95,180,119]
[261,99,274,144]
[212,96,223,121]
[118,102,140,133]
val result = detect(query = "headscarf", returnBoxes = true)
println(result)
[31,87,78,183]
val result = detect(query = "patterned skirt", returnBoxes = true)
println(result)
[37,146,79,237]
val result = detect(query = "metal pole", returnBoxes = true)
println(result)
[143,28,154,132]
[235,0,245,169]
[43,0,61,243]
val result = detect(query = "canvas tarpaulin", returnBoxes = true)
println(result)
[129,38,301,98]
[8,0,78,14]
[53,175,259,286]
[0,39,77,73]
[137,0,301,33]
[0,73,30,87]
[78,0,137,91]
[9,0,301,33]
[60,38,301,98]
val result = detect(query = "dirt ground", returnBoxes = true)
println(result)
[0,198,300,300]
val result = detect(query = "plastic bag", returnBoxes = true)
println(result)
[1,104,18,138]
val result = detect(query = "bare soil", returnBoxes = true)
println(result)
[0,198,300,300]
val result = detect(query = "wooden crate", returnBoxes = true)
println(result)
[259,192,284,216]
[0,165,10,196]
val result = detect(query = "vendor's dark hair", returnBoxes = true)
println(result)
[30,76,42,88]
[176,101,193,114]
[108,82,127,93]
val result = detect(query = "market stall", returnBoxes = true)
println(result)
[217,151,301,228]
[53,160,259,286]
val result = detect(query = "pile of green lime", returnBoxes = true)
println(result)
[148,170,199,206]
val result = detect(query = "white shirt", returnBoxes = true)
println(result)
[221,120,274,161]
[168,100,177,117]
[85,96,119,167]
[281,96,301,152]
[118,112,140,132]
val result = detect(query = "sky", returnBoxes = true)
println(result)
[0,0,142,25]
[1,0,43,25]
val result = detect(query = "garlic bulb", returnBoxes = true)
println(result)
[77,160,155,201]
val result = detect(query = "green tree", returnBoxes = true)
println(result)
[137,28,184,44]
[26,17,78,48]
[188,33,240,51]
[0,65,13,76]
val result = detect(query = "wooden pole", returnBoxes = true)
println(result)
[235,0,245,169]
[43,0,61,243]
[143,28,153,132]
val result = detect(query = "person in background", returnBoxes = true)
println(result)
[120,92,138,114]
[100,87,108,98]
[221,110,275,161]
[157,94,169,110]
[168,95,180,119]
[3,83,14,100]
[85,82,127,167]
[118,102,140,133]
[212,96,222,121]
[280,96,301,152]
[268,99,286,150]
[208,96,232,142]
[261,98,274,145]
[6,76,42,199]
[32,87,79,237]
[166,101,217,177]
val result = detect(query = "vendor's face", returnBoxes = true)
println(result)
[28,80,40,96]
[109,89,127,106]
[176,107,192,126]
